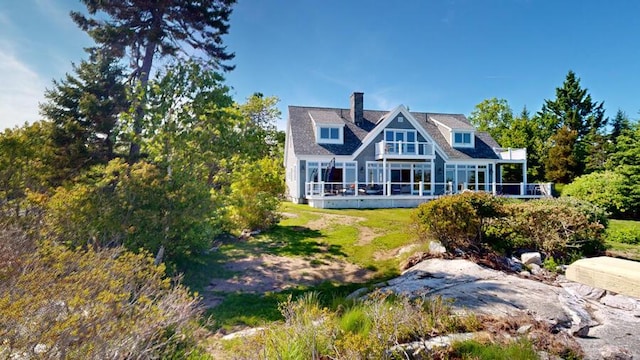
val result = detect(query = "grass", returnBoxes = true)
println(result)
[605,219,640,261]
[180,202,421,331]
[450,339,539,360]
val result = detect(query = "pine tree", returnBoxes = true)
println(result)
[545,126,579,183]
[540,70,606,182]
[71,0,236,162]
[40,54,127,182]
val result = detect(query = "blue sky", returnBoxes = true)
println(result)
[1,0,639,131]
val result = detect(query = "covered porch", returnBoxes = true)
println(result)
[302,150,551,208]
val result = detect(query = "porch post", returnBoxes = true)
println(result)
[410,164,414,194]
[430,160,435,195]
[492,163,497,195]
[522,160,528,186]
[382,158,387,196]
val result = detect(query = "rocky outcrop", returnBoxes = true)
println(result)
[376,258,640,359]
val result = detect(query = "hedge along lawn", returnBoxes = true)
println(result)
[605,219,640,261]
[186,202,423,331]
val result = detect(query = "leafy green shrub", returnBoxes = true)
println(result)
[485,198,607,258]
[43,159,220,264]
[227,156,285,231]
[411,192,505,251]
[605,227,640,245]
[563,171,629,218]
[0,243,205,359]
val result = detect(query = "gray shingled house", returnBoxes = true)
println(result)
[284,92,550,209]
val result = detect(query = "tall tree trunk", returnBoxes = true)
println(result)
[128,40,156,163]
[128,6,164,163]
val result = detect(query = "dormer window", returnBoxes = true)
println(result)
[317,126,343,144]
[320,127,339,140]
[453,131,474,147]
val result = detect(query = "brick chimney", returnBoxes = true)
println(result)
[350,92,364,126]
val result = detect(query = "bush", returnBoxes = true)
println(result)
[229,291,476,359]
[485,198,607,258]
[562,171,629,218]
[43,159,220,264]
[227,156,285,231]
[0,243,205,359]
[411,192,504,251]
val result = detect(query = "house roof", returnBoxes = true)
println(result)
[428,113,476,130]
[288,105,500,160]
[308,110,345,125]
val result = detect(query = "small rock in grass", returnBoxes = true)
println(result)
[521,252,542,266]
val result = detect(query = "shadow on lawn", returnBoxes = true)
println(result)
[260,225,347,258]
[179,225,348,292]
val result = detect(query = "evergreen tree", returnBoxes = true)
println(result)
[540,70,606,182]
[71,0,236,162]
[610,109,631,142]
[40,54,127,183]
[606,123,640,218]
[545,126,579,183]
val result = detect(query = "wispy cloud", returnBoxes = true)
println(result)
[368,87,403,110]
[34,0,74,28]
[0,43,46,130]
[310,70,359,91]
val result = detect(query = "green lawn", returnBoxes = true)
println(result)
[605,219,640,261]
[181,202,421,330]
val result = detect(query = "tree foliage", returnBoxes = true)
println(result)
[43,159,220,263]
[468,98,513,144]
[0,242,203,359]
[539,70,606,182]
[40,54,128,181]
[562,171,630,218]
[71,0,236,161]
[605,122,640,218]
[545,125,579,183]
[0,122,55,228]
[228,157,285,231]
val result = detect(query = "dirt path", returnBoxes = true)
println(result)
[203,253,375,307]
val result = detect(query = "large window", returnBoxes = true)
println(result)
[384,129,417,154]
[307,161,356,183]
[445,164,488,191]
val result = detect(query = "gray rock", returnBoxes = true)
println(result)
[529,263,542,275]
[389,332,476,357]
[222,327,265,340]
[600,293,640,313]
[517,324,533,334]
[557,294,595,337]
[346,287,370,300]
[600,345,633,360]
[521,252,542,266]
[560,282,606,301]
[379,258,640,359]
[428,241,447,255]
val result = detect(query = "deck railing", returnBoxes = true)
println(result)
[375,141,434,158]
[305,181,552,198]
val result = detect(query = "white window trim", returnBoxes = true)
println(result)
[451,131,475,148]
[316,125,344,144]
